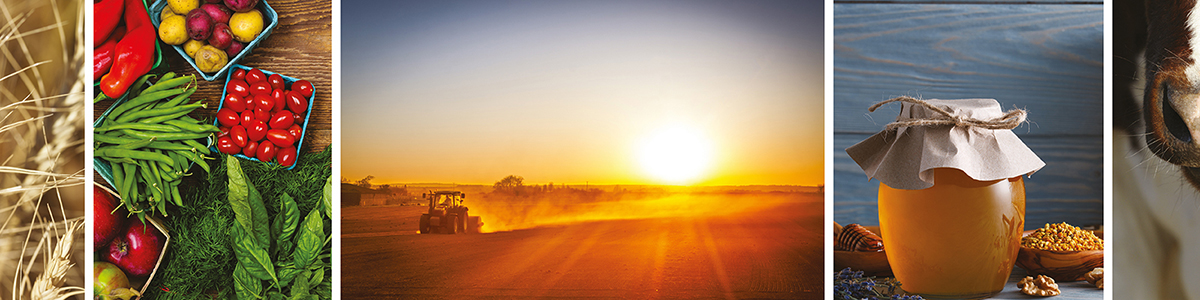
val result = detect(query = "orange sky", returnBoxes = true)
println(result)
[342,1,823,186]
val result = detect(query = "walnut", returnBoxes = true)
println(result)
[1084,268,1104,289]
[1018,275,1061,297]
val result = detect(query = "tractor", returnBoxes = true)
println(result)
[419,191,483,234]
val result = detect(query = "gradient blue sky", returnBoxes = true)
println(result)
[343,0,824,186]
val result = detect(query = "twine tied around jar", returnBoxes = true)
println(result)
[868,96,1027,131]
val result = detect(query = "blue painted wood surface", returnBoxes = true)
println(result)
[833,3,1103,231]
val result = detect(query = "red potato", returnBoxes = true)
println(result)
[200,3,232,24]
[208,23,234,50]
[186,9,214,41]
[226,40,245,57]
[224,0,260,13]
[256,140,277,162]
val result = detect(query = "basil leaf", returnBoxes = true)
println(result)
[233,221,279,285]
[290,270,311,298]
[293,208,324,269]
[234,263,262,300]
[267,291,285,300]
[248,174,270,249]
[274,194,299,257]
[316,276,332,299]
[321,177,332,218]
[227,157,255,244]
[308,267,324,293]
[276,264,299,289]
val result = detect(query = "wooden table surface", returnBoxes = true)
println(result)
[94,0,332,154]
[832,1,1103,229]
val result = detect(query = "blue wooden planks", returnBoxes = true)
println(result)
[834,3,1103,230]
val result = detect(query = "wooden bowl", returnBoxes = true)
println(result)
[1014,229,1103,282]
[833,225,891,276]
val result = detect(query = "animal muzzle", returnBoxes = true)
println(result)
[1143,0,1200,168]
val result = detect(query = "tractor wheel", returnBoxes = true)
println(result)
[458,211,468,233]
[443,215,458,234]
[419,215,430,234]
[468,216,482,233]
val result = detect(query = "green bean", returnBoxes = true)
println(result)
[136,108,191,125]
[177,149,211,174]
[139,73,189,96]
[103,157,137,164]
[172,185,184,207]
[112,138,155,150]
[107,88,190,122]
[159,85,196,108]
[119,129,210,141]
[114,102,204,123]
[164,120,219,133]
[95,148,175,167]
[94,134,141,144]
[96,123,181,133]
[110,161,125,199]
[182,139,212,155]
[122,163,138,212]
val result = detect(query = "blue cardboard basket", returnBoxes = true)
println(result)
[149,0,278,81]
[212,64,315,170]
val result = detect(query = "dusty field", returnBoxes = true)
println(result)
[342,194,822,299]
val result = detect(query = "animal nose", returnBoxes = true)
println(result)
[1163,91,1198,143]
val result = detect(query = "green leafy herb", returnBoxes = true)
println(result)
[234,263,263,300]
[272,194,299,257]
[233,221,279,285]
[293,208,324,269]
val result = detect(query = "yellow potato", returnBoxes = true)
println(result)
[160,5,177,21]
[167,0,198,15]
[194,45,228,73]
[157,15,188,45]
[229,10,264,43]
[183,39,205,58]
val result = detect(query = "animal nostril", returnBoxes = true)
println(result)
[1164,91,1194,143]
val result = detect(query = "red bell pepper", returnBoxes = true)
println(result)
[94,0,123,46]
[93,28,125,79]
[99,0,155,98]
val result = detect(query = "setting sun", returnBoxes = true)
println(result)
[636,125,715,185]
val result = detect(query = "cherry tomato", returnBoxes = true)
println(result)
[292,111,304,125]
[287,124,302,140]
[217,108,240,127]
[286,90,308,113]
[223,93,245,112]
[266,129,294,147]
[256,141,277,162]
[250,81,272,97]
[243,92,256,111]
[216,136,240,154]
[277,146,297,167]
[232,69,247,81]
[242,140,258,157]
[240,110,255,127]
[247,120,268,142]
[226,79,250,98]
[254,108,271,123]
[271,89,286,112]
[230,125,248,148]
[245,68,266,84]
[255,95,275,113]
[269,111,294,130]
[293,80,314,98]
[268,74,285,91]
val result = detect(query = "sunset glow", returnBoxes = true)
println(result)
[637,125,714,185]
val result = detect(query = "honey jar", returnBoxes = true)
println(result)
[847,97,1043,299]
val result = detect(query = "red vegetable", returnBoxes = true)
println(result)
[270,111,293,130]
[250,81,272,97]
[226,79,250,98]
[217,108,240,127]
[230,125,248,148]
[98,0,154,98]
[217,136,240,154]
[255,95,274,112]
[277,146,297,167]
[224,0,260,13]
[94,0,124,45]
[256,141,277,162]
[242,140,258,157]
[292,111,303,125]
[186,9,214,41]
[94,33,119,79]
[268,74,285,90]
[218,126,230,139]
[266,129,294,147]
[287,124,302,141]
[271,89,286,112]
[232,68,246,81]
[254,108,270,123]
[247,120,268,141]
[293,80,314,98]
[245,68,265,84]
[286,90,308,113]
[239,110,255,127]
[223,93,245,112]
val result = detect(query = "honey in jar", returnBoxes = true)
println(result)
[878,168,1025,299]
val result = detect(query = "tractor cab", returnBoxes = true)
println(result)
[419,191,482,234]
